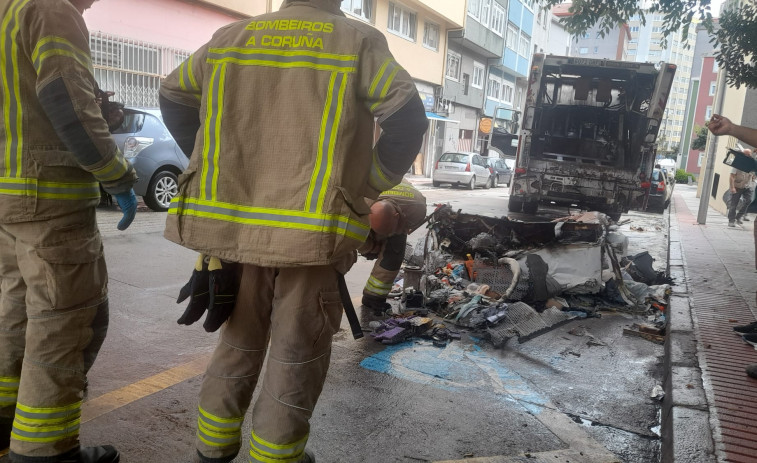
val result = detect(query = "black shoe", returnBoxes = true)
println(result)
[0,416,10,454]
[361,294,391,316]
[10,446,120,463]
[301,449,315,463]
[743,333,757,348]
[747,363,757,379]
[734,321,757,335]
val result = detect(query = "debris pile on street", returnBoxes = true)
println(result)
[368,204,671,348]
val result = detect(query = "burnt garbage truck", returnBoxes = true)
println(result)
[508,54,676,221]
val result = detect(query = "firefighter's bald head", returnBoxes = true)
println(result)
[68,0,98,14]
[370,200,404,238]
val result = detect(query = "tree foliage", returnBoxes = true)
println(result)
[690,125,708,151]
[541,0,757,89]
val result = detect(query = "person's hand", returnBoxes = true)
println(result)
[114,189,137,230]
[707,114,733,136]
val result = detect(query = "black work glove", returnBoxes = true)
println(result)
[177,254,241,332]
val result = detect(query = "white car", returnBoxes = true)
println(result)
[432,152,493,190]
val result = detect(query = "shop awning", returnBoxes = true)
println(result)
[425,111,460,123]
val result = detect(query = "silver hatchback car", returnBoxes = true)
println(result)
[432,152,492,189]
[111,108,189,211]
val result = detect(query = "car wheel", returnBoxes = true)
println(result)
[508,197,523,212]
[433,181,441,187]
[468,176,476,190]
[144,170,179,212]
[484,175,491,189]
[492,175,499,188]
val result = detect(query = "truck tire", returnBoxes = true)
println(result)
[523,202,538,215]
[508,198,523,212]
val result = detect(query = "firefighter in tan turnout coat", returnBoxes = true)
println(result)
[158,0,428,462]
[0,0,138,462]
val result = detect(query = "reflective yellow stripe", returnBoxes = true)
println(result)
[89,155,130,182]
[0,177,98,200]
[249,448,303,463]
[207,47,357,73]
[16,400,82,415]
[368,148,396,192]
[1,0,32,178]
[169,196,369,241]
[370,65,400,113]
[178,61,187,91]
[210,64,226,200]
[249,430,308,460]
[198,406,243,426]
[186,54,200,91]
[201,64,223,200]
[31,36,93,74]
[368,59,392,97]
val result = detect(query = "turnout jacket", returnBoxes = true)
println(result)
[0,0,136,223]
[377,181,427,234]
[160,0,426,267]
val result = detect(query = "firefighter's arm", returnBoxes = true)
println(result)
[358,31,428,197]
[27,1,136,195]
[159,46,207,157]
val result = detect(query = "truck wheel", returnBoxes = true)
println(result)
[468,176,476,190]
[508,198,523,212]
[433,181,441,187]
[523,202,538,215]
[491,175,498,188]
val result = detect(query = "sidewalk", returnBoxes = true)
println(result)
[665,184,757,463]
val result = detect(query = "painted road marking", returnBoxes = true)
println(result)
[81,354,210,424]
[360,341,549,414]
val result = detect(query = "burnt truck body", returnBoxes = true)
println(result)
[508,54,676,220]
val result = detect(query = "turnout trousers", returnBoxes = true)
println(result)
[195,261,346,463]
[0,207,109,460]
[362,234,407,299]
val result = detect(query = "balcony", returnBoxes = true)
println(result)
[448,19,505,59]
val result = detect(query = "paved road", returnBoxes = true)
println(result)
[84,186,668,462]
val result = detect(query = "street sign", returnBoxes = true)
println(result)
[479,117,493,134]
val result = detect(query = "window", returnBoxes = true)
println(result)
[594,46,598,53]
[387,3,416,40]
[652,26,661,33]
[705,105,713,120]
[491,3,505,36]
[698,152,704,167]
[579,47,588,54]
[582,32,591,39]
[445,50,461,81]
[713,59,719,73]
[631,26,639,32]
[502,81,514,103]
[519,34,530,57]
[467,0,480,18]
[462,73,470,95]
[709,82,716,96]
[423,22,439,50]
[480,0,491,27]
[487,75,501,100]
[341,0,372,21]
[472,62,485,89]
[506,23,518,50]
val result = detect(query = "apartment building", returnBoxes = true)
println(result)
[679,22,718,176]
[83,0,257,107]
[441,0,507,162]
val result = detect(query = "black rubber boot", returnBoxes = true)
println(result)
[300,449,315,463]
[0,416,10,452]
[194,450,236,463]
[10,446,119,463]
[361,294,391,316]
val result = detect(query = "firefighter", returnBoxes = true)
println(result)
[361,182,428,315]
[158,0,428,461]
[0,0,138,462]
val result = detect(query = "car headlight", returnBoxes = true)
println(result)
[123,136,154,159]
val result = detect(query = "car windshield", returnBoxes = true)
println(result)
[439,153,469,164]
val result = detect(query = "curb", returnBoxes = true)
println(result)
[661,197,717,463]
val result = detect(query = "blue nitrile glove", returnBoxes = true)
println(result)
[114,189,137,230]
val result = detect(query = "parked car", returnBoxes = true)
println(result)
[432,152,492,189]
[483,156,512,187]
[646,168,674,212]
[110,108,189,211]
